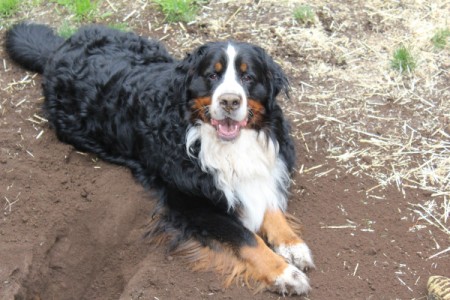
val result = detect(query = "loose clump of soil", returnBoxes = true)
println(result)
[1,1,448,299]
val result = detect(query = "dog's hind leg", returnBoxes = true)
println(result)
[158,208,310,295]
[258,209,315,271]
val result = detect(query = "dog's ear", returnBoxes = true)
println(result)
[174,44,210,100]
[268,56,290,100]
[176,44,210,75]
[255,47,290,103]
[174,44,212,112]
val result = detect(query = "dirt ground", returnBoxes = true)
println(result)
[1,1,449,299]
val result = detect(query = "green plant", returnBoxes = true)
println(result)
[293,4,315,25]
[73,0,97,20]
[56,0,97,20]
[108,22,130,32]
[431,28,450,49]
[391,45,416,73]
[0,0,19,16]
[154,0,198,23]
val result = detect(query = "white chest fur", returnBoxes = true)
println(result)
[186,123,289,232]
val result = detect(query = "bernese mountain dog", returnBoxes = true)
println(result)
[5,23,314,295]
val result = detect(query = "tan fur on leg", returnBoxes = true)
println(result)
[146,212,310,294]
[259,209,314,271]
[259,209,304,246]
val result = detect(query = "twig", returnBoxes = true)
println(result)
[428,246,450,259]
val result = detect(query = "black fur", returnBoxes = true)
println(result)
[5,23,295,252]
[5,23,65,73]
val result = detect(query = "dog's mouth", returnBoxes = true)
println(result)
[210,118,247,141]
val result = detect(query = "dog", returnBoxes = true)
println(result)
[5,23,314,295]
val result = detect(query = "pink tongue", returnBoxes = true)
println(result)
[211,118,247,140]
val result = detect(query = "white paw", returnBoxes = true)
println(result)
[270,265,310,296]
[275,243,315,271]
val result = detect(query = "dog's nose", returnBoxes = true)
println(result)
[219,93,241,112]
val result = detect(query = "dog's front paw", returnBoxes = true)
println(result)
[275,242,315,271]
[269,264,310,295]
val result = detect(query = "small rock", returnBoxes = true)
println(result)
[208,284,221,293]
[361,155,372,164]
[365,247,377,256]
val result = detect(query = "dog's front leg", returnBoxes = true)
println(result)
[259,209,314,271]
[239,234,310,295]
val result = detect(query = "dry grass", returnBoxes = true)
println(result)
[236,0,449,237]
[1,0,449,236]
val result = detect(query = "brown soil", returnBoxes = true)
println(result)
[1,1,449,300]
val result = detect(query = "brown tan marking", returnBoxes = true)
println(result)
[259,209,303,247]
[239,235,289,285]
[240,63,248,73]
[172,239,251,287]
[247,99,265,129]
[191,97,212,123]
[155,234,288,290]
[214,62,223,72]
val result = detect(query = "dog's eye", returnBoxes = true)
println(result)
[241,74,252,83]
[209,73,218,80]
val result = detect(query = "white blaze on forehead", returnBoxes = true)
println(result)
[210,44,247,122]
[223,44,238,85]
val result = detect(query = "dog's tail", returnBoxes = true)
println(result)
[5,23,65,73]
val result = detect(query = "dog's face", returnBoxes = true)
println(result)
[180,42,288,141]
